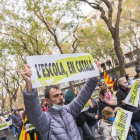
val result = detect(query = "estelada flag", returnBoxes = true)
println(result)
[19,116,38,140]
[104,71,114,90]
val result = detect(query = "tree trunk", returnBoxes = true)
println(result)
[69,81,75,91]
[137,50,140,68]
[10,99,13,110]
[113,37,126,77]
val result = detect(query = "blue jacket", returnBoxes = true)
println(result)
[8,115,12,121]
[23,78,98,140]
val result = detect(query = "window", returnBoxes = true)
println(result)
[125,46,130,52]
[106,61,111,69]
[101,63,106,70]
[114,59,119,66]
[91,15,97,21]
[132,40,138,48]
[128,54,134,61]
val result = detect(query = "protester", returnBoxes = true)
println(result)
[12,109,23,139]
[0,112,4,117]
[116,77,140,139]
[21,60,101,140]
[100,87,117,106]
[98,82,103,90]
[113,77,119,91]
[125,74,133,85]
[134,73,140,79]
[8,112,13,132]
[98,107,133,140]
[65,90,94,140]
[98,87,118,119]
[0,115,7,140]
[11,111,17,137]
[84,98,100,139]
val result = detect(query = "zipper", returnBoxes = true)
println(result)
[59,112,71,140]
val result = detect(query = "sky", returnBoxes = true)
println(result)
[81,3,93,16]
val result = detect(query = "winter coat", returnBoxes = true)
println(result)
[0,116,6,138]
[76,113,85,127]
[85,99,99,125]
[12,113,23,128]
[116,87,133,111]
[8,115,12,121]
[23,78,98,140]
[98,99,117,119]
[98,119,113,140]
[116,87,140,121]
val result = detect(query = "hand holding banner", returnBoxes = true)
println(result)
[111,108,132,140]
[26,53,100,88]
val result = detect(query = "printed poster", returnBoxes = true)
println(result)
[125,81,139,107]
[0,122,9,131]
[111,109,133,140]
[26,53,100,88]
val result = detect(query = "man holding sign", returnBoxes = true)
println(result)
[22,54,101,140]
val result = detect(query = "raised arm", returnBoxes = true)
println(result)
[65,77,98,119]
[22,65,50,135]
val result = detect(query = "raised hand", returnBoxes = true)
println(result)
[21,64,33,92]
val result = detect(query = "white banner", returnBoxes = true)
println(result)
[26,53,100,88]
[111,109,133,140]
[0,122,9,130]
[125,81,140,107]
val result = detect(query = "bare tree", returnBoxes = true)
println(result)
[80,0,126,76]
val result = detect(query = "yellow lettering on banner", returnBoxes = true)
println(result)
[83,101,89,110]
[0,123,8,129]
[128,81,139,106]
[34,54,95,86]
[115,109,128,139]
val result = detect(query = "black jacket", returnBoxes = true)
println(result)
[84,99,99,125]
[116,87,133,111]
[116,87,140,121]
[98,99,117,119]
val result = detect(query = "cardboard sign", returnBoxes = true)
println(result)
[125,81,139,107]
[26,53,100,88]
[111,109,132,140]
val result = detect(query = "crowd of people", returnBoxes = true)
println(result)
[0,61,140,140]
[20,62,140,140]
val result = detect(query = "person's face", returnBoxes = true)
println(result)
[15,111,19,115]
[128,74,132,80]
[104,88,110,96]
[45,88,63,106]
[123,79,127,84]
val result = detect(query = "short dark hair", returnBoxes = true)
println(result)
[45,85,59,99]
